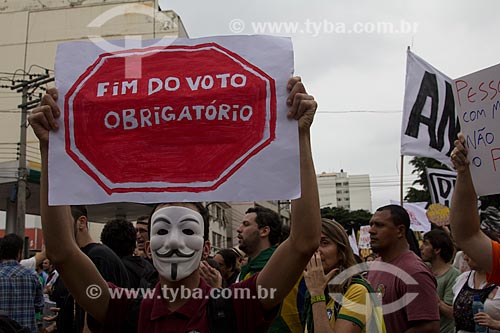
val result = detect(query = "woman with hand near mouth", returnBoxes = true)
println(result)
[303,219,385,333]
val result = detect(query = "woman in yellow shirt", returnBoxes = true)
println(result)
[303,219,385,333]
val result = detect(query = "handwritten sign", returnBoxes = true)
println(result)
[454,63,500,196]
[358,225,371,249]
[390,201,431,232]
[50,35,297,205]
[426,203,450,227]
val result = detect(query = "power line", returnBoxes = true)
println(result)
[25,148,40,155]
[27,65,53,74]
[0,70,54,239]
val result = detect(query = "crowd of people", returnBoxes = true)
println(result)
[0,77,499,333]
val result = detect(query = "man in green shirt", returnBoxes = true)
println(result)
[420,229,460,333]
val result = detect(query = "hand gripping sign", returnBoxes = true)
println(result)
[50,36,297,205]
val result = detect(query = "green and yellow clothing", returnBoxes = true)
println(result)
[240,246,276,280]
[304,277,386,333]
[241,246,306,333]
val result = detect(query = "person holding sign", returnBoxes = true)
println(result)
[450,133,500,285]
[28,76,321,333]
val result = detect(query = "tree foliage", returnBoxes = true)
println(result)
[404,157,448,204]
[405,156,500,210]
[320,206,372,232]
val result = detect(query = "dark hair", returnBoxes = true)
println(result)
[71,205,88,221]
[376,204,410,233]
[216,248,238,272]
[136,215,149,226]
[206,258,221,272]
[407,228,421,257]
[279,224,290,244]
[0,234,23,260]
[321,218,358,293]
[100,219,136,257]
[246,206,282,246]
[423,229,455,263]
[149,203,210,241]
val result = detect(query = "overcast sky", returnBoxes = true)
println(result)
[157,0,500,210]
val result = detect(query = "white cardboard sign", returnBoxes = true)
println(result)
[50,35,298,205]
[453,63,500,196]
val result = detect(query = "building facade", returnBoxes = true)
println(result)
[317,170,372,212]
[0,0,187,233]
[0,0,187,161]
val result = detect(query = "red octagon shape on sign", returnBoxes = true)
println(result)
[65,43,276,194]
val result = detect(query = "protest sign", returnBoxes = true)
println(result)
[453,63,500,196]
[426,167,456,207]
[358,225,371,249]
[426,203,450,227]
[50,35,296,204]
[401,50,460,168]
[348,228,360,256]
[390,200,431,232]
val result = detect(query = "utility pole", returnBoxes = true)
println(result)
[8,72,54,239]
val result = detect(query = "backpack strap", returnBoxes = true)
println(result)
[207,288,237,333]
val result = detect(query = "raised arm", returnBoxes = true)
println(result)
[449,132,492,273]
[257,77,321,310]
[20,249,45,269]
[33,248,47,267]
[29,88,110,322]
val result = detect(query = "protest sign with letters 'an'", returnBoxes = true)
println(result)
[453,63,500,196]
[401,50,460,168]
[50,35,297,205]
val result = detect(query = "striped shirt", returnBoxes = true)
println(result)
[0,260,44,333]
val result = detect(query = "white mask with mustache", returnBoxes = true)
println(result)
[150,206,204,281]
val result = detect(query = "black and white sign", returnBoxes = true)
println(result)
[401,50,460,168]
[426,167,457,207]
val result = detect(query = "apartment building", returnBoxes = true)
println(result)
[317,170,372,212]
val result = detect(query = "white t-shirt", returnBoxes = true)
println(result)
[19,256,36,270]
[453,271,500,333]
